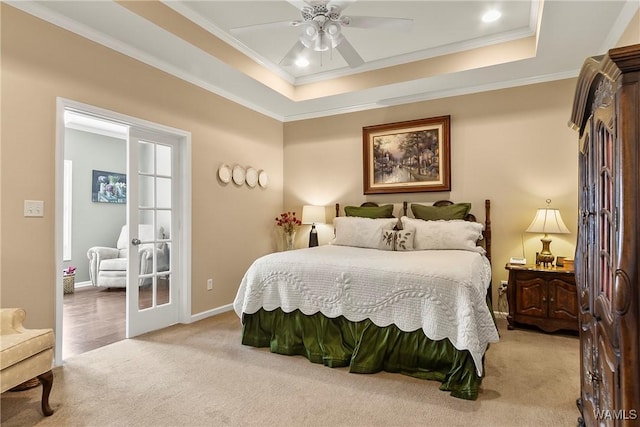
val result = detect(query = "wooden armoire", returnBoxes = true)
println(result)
[569,44,640,426]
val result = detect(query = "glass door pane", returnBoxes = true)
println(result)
[137,139,173,310]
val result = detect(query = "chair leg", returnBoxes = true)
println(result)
[37,370,54,416]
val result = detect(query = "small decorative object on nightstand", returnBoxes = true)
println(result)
[301,205,326,247]
[275,211,301,251]
[505,263,578,333]
[525,199,570,267]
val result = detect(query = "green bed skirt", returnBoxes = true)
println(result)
[241,308,484,400]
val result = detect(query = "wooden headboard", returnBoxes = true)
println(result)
[334,200,492,264]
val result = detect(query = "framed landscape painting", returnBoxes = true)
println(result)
[363,116,451,194]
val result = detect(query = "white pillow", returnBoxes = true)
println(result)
[400,216,485,253]
[332,217,398,249]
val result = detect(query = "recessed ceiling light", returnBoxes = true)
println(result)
[482,10,502,23]
[295,57,310,67]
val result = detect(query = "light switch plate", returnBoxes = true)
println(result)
[24,200,44,217]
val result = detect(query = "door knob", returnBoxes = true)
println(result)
[131,238,141,246]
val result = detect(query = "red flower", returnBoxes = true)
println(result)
[275,211,302,234]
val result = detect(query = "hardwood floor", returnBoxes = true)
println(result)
[63,280,171,359]
[63,286,125,359]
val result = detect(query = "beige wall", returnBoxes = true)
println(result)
[0,5,283,327]
[284,79,580,303]
[616,9,640,47]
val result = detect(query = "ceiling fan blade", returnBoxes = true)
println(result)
[279,40,307,66]
[285,0,316,10]
[328,0,356,12]
[341,16,413,31]
[230,20,302,34]
[336,36,364,68]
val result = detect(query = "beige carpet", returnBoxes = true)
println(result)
[1,312,580,427]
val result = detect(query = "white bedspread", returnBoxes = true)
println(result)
[233,245,499,375]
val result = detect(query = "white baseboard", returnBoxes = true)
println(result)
[74,280,93,288]
[494,311,508,319]
[190,303,234,323]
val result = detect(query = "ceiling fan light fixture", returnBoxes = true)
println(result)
[235,0,412,69]
[326,22,339,36]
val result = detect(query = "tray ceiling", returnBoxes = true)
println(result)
[8,1,639,121]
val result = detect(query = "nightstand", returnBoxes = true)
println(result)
[505,263,578,333]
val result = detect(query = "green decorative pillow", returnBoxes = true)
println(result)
[411,203,471,221]
[344,204,394,218]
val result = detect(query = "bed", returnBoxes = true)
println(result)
[233,200,499,400]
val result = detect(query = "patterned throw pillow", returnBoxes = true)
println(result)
[394,229,414,251]
[379,229,396,250]
[378,228,414,251]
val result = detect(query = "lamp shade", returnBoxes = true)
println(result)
[526,208,570,234]
[301,205,326,225]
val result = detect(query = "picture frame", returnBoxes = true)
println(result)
[91,169,127,204]
[363,115,451,194]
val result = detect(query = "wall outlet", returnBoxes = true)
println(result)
[207,278,213,291]
[499,280,508,295]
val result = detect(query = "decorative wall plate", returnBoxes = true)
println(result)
[258,170,269,188]
[218,164,231,183]
[232,165,245,185]
[245,167,258,188]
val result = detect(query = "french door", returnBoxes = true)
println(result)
[56,98,191,364]
[126,127,181,337]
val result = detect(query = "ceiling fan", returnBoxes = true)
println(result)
[229,0,413,68]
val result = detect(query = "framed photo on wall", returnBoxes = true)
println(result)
[91,169,127,203]
[363,116,451,194]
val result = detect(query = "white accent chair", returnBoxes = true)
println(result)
[87,224,169,288]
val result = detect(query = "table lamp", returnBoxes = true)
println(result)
[525,199,570,267]
[301,205,326,247]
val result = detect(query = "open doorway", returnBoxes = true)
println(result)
[55,99,192,365]
[61,111,128,359]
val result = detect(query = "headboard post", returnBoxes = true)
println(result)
[484,200,491,263]
[402,201,408,217]
[335,203,340,218]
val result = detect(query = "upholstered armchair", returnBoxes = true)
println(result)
[0,308,54,416]
[87,224,169,288]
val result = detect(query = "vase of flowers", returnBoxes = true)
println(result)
[275,211,301,250]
